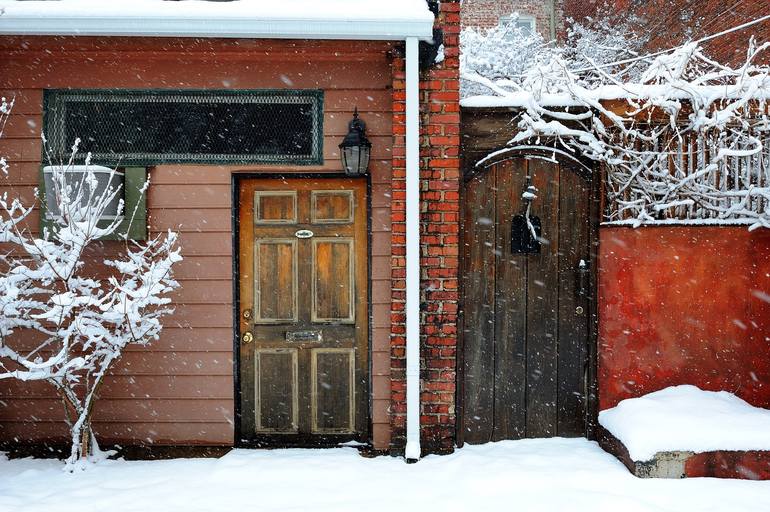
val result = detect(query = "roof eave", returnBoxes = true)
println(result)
[0,16,435,41]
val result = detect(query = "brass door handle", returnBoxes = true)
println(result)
[241,331,254,344]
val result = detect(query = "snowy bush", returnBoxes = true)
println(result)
[460,12,647,97]
[460,18,549,97]
[0,139,182,470]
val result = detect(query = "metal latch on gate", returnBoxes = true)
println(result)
[286,330,322,343]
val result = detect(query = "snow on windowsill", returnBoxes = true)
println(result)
[599,385,770,462]
[43,165,117,174]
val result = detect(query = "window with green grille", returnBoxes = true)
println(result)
[43,89,324,166]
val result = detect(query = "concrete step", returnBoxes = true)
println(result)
[598,426,770,480]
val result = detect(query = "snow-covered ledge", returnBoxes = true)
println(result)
[404,36,421,462]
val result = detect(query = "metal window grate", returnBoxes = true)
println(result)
[44,90,324,166]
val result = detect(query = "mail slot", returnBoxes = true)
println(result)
[286,330,322,343]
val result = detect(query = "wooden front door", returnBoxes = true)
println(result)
[237,178,368,446]
[461,157,597,443]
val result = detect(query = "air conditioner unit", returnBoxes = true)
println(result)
[42,165,124,220]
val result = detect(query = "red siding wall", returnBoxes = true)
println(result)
[598,226,770,411]
[0,37,396,450]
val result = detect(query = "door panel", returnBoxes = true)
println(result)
[492,166,526,441]
[462,169,497,441]
[525,159,560,437]
[255,191,297,224]
[311,190,354,223]
[557,168,592,435]
[254,239,297,323]
[255,349,298,433]
[312,239,354,323]
[462,157,595,443]
[312,348,355,433]
[238,178,368,446]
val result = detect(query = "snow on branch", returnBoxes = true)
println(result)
[0,140,182,470]
[0,96,13,175]
[461,24,770,229]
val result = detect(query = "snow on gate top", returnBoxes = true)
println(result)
[0,0,436,40]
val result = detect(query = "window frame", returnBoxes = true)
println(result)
[42,89,325,166]
[498,14,537,36]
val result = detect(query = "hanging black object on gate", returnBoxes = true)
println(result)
[511,183,541,254]
[511,214,541,253]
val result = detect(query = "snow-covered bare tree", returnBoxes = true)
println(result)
[0,95,12,175]
[462,26,770,229]
[0,141,182,470]
[562,14,649,83]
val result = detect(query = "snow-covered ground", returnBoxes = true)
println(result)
[2,438,770,512]
[599,385,770,461]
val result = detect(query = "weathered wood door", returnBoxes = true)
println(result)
[238,178,368,446]
[461,157,596,443]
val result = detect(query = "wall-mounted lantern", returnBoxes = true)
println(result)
[339,108,371,177]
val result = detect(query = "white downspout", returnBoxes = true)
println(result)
[404,35,421,461]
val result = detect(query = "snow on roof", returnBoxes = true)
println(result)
[598,385,770,462]
[0,0,435,41]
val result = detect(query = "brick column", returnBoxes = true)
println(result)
[390,0,461,456]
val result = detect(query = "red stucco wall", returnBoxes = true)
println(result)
[598,226,770,411]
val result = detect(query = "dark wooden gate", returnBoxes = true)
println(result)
[460,156,598,443]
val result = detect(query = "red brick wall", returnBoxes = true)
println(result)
[565,0,770,64]
[598,226,770,411]
[461,0,565,40]
[390,0,461,455]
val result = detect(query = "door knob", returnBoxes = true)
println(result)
[241,331,254,344]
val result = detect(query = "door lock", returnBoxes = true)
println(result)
[241,331,254,344]
[575,306,584,315]
[242,309,252,320]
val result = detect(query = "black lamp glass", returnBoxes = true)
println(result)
[339,108,372,176]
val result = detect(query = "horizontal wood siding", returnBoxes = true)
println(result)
[0,37,393,448]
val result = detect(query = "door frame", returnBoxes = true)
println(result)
[232,172,373,448]
[456,151,601,446]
